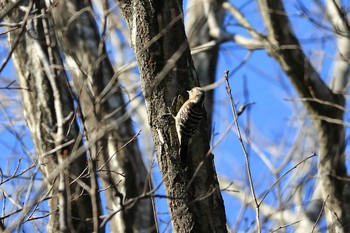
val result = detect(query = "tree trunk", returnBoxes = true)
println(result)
[2,0,156,232]
[257,0,350,232]
[117,0,227,232]
[48,0,156,232]
[2,0,96,231]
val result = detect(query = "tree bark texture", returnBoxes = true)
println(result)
[117,0,227,232]
[257,0,350,232]
[2,0,156,232]
[47,0,155,232]
[1,0,96,232]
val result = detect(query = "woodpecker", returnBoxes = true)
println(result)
[175,87,205,155]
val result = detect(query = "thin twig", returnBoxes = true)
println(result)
[312,195,328,233]
[271,220,304,233]
[186,97,253,190]
[259,153,317,205]
[97,130,141,171]
[224,69,261,233]
[284,97,348,112]
[202,51,252,92]
[0,1,34,73]
[0,80,28,90]
[147,159,159,233]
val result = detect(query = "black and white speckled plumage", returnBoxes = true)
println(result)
[175,87,205,149]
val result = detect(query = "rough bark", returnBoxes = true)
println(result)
[48,0,155,232]
[1,0,96,232]
[257,0,350,232]
[117,0,227,232]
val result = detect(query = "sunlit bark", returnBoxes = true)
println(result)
[117,0,227,232]
[257,1,349,232]
[2,1,96,231]
[48,0,155,232]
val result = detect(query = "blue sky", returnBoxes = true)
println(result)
[0,0,346,232]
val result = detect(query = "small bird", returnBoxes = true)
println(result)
[175,87,205,156]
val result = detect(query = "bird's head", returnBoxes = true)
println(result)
[188,87,205,103]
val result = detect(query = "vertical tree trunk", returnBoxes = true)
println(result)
[49,1,155,232]
[117,0,227,232]
[2,0,96,231]
[257,0,350,232]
